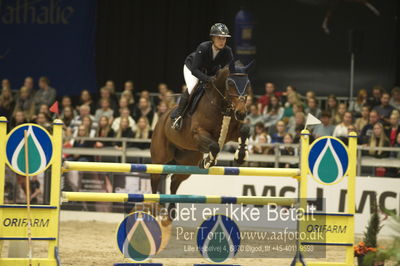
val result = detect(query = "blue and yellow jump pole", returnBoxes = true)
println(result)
[62,161,300,177]
[62,192,296,206]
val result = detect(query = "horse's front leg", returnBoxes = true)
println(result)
[234,124,250,165]
[194,128,220,169]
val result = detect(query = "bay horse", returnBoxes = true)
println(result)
[150,61,252,216]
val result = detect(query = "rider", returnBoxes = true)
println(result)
[171,23,234,130]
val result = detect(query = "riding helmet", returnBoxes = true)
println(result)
[209,23,231,37]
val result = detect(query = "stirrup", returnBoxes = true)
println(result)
[171,116,183,130]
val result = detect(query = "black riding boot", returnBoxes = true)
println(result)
[171,90,190,130]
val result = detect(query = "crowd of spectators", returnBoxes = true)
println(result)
[0,77,175,163]
[1,76,400,176]
[244,82,400,176]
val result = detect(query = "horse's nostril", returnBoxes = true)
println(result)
[235,110,246,121]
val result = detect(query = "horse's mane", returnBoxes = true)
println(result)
[213,66,230,89]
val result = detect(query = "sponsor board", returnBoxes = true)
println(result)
[168,175,400,236]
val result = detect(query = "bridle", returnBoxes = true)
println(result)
[210,73,249,121]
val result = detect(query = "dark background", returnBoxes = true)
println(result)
[96,0,399,96]
[0,0,398,97]
[0,0,97,97]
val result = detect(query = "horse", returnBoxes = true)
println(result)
[150,61,253,217]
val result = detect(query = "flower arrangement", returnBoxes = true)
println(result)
[354,197,383,266]
[354,241,377,257]
[364,214,400,266]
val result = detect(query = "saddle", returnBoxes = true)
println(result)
[186,83,206,116]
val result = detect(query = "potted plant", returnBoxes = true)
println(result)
[354,198,382,266]
[364,213,400,266]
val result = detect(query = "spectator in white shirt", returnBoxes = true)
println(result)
[112,107,136,132]
[333,111,353,139]
[70,104,97,131]
[73,115,96,137]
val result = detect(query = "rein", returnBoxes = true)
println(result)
[209,80,235,117]
[209,73,249,122]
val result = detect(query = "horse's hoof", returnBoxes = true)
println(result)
[234,150,248,165]
[199,158,216,169]
[199,159,208,169]
[234,159,244,166]
[234,157,246,165]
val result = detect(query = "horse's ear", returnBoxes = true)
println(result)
[244,60,255,73]
[229,60,236,73]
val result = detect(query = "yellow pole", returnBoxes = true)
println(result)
[299,130,310,201]
[24,130,33,265]
[0,116,7,204]
[346,132,357,265]
[49,120,63,262]
[295,129,310,265]
[50,120,63,206]
[0,117,7,255]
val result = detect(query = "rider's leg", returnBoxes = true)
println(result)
[171,65,198,130]
[171,90,190,121]
[183,65,199,94]
[171,90,190,129]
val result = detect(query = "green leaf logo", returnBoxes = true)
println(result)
[11,126,47,175]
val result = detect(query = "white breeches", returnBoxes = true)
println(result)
[183,65,199,94]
